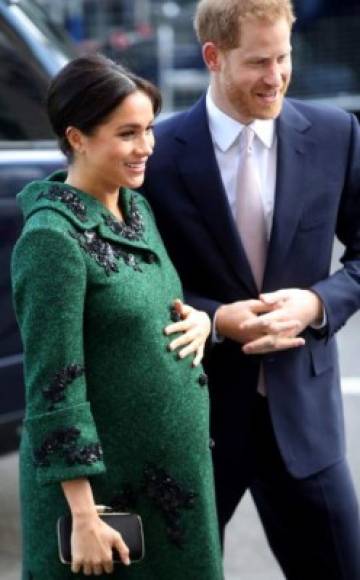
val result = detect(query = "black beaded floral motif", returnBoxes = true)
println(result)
[102,195,144,241]
[37,185,87,222]
[142,463,197,548]
[66,442,103,466]
[70,230,142,275]
[33,426,103,468]
[42,363,84,411]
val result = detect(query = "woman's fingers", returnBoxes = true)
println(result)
[103,557,114,575]
[93,563,104,575]
[83,563,93,575]
[192,345,204,367]
[114,533,131,566]
[178,338,202,359]
[168,328,198,351]
[70,517,129,575]
[165,303,210,363]
[71,559,82,574]
[164,319,190,336]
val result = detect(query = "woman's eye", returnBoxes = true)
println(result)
[146,125,154,134]
[119,131,135,139]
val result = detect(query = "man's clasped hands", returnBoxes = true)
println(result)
[216,288,324,354]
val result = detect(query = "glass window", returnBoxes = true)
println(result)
[0,17,54,141]
[290,1,360,103]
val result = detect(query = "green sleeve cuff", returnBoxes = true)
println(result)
[25,402,106,486]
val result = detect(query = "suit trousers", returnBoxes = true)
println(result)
[214,395,360,580]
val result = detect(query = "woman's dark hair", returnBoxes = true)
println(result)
[46,54,161,160]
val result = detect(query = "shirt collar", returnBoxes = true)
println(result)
[206,89,275,152]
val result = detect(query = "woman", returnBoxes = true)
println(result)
[12,55,223,579]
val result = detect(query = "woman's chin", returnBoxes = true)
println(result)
[122,174,145,190]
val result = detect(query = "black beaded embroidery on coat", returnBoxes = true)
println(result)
[71,230,142,275]
[65,442,103,466]
[37,185,87,222]
[33,427,103,468]
[42,363,84,411]
[102,195,144,241]
[142,463,197,548]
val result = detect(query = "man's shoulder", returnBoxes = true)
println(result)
[154,97,207,139]
[154,110,188,137]
[284,97,353,126]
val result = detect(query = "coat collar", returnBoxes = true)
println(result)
[17,170,152,251]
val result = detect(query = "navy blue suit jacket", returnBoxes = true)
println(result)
[143,96,360,478]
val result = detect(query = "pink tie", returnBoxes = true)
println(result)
[236,127,268,395]
[236,127,267,291]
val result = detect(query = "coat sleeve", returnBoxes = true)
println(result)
[12,225,106,485]
[311,113,360,338]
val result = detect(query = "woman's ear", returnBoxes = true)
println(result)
[202,42,222,72]
[65,126,85,155]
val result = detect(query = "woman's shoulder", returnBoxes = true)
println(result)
[12,215,85,276]
[16,197,80,254]
[18,176,95,226]
[12,200,86,279]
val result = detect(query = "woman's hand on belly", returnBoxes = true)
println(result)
[164,299,211,367]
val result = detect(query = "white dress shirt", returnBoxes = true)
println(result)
[206,89,277,241]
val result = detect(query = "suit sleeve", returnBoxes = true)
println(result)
[183,290,222,322]
[311,113,360,338]
[12,226,106,485]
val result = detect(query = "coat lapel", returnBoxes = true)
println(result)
[97,190,155,253]
[175,97,258,295]
[263,100,313,290]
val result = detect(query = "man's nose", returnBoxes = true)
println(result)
[263,63,282,86]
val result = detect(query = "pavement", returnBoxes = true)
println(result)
[1,240,359,579]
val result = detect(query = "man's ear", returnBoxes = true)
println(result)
[202,42,222,72]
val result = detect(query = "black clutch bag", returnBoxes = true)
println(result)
[57,508,145,564]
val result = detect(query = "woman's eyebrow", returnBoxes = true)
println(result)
[115,123,140,130]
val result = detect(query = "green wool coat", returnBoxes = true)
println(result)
[11,171,223,580]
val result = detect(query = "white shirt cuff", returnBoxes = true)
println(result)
[310,306,327,329]
[212,309,225,343]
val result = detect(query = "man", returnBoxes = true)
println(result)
[142,0,360,577]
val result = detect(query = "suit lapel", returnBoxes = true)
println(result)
[175,97,258,295]
[263,100,313,290]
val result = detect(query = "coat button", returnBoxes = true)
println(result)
[209,438,215,450]
[145,251,156,264]
[198,373,208,387]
